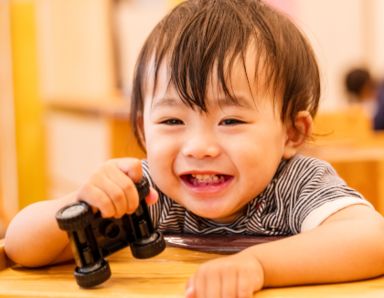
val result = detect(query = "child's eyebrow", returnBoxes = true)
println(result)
[217,95,255,109]
[151,95,255,110]
[152,97,182,110]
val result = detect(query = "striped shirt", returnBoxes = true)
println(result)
[143,155,371,236]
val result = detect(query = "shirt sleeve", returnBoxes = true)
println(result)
[301,197,373,232]
[284,156,372,234]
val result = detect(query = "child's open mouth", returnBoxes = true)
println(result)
[180,174,233,187]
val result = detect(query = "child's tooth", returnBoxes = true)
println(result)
[192,174,220,183]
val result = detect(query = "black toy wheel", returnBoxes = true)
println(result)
[56,202,93,231]
[74,259,111,288]
[130,231,166,259]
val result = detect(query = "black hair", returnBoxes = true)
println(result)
[131,0,320,150]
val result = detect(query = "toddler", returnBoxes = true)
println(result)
[5,1,384,297]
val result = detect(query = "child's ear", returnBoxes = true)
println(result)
[283,111,313,159]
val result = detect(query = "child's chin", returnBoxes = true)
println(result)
[190,208,237,223]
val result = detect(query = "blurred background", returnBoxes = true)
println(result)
[1,0,384,237]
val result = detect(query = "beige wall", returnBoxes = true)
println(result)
[296,0,383,110]
[371,0,384,77]
[282,0,369,110]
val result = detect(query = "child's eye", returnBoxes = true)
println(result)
[160,118,184,125]
[219,118,245,126]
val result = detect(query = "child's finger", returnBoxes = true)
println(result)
[145,187,159,206]
[113,158,143,182]
[194,266,208,298]
[205,269,221,298]
[103,163,140,215]
[222,267,237,298]
[91,175,125,217]
[237,272,253,298]
[78,184,116,218]
[185,277,195,298]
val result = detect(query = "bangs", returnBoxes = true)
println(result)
[148,0,278,111]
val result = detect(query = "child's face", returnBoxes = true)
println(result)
[142,53,296,223]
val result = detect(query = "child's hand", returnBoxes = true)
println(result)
[76,158,158,218]
[185,250,264,298]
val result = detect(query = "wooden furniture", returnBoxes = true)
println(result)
[302,132,384,215]
[304,109,384,215]
[313,108,372,142]
[1,239,383,297]
[46,98,144,158]
[330,149,384,214]
[0,0,19,233]
[44,98,145,198]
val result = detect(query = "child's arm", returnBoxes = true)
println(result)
[4,158,153,267]
[186,204,384,297]
[4,192,77,267]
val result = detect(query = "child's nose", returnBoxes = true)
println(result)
[181,131,221,159]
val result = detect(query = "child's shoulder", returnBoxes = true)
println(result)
[273,154,340,190]
[280,154,335,175]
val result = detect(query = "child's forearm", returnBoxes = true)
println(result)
[246,209,384,287]
[4,192,78,267]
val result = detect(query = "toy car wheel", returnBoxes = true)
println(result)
[74,259,111,288]
[131,231,166,259]
[56,202,93,231]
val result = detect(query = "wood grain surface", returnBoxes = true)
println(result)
[0,242,383,297]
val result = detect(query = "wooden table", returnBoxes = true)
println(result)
[1,240,384,298]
